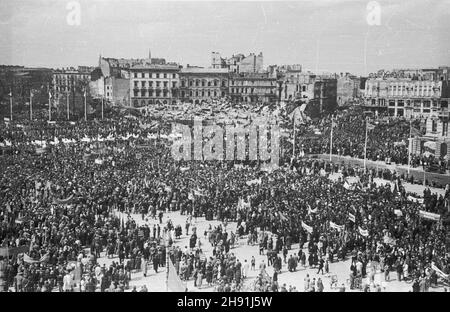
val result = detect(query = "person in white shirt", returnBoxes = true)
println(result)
[62,271,73,292]
[243,259,250,279]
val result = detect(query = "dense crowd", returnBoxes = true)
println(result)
[290,108,448,174]
[0,108,449,292]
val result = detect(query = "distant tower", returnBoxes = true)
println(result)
[148,49,152,61]
[98,53,102,67]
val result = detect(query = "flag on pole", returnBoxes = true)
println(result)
[8,91,12,97]
[366,122,375,131]
[301,221,313,233]
[348,212,356,223]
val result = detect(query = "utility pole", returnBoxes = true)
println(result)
[9,88,13,121]
[48,85,52,121]
[84,89,87,121]
[67,91,70,120]
[30,89,33,120]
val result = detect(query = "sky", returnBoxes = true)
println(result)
[0,0,449,75]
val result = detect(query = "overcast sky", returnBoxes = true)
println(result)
[1,0,449,75]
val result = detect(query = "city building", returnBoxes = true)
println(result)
[229,72,277,104]
[364,78,449,118]
[52,66,93,94]
[337,73,362,106]
[210,52,263,74]
[305,77,338,117]
[178,67,229,104]
[129,63,181,107]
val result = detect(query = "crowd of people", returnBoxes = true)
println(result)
[1,106,449,292]
[290,108,449,176]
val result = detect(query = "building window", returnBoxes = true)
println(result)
[156,73,160,79]
[189,80,193,87]
[172,82,177,88]
[423,100,431,108]
[134,81,138,87]
[397,100,404,107]
[134,73,138,78]
[181,80,186,87]
[141,81,146,88]
[190,91,193,97]
[163,81,168,88]
[196,80,200,87]
[173,74,176,79]
[432,119,437,132]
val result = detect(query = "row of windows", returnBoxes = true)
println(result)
[133,72,177,79]
[133,81,176,88]
[181,80,227,87]
[230,80,276,86]
[133,90,171,97]
[180,90,226,98]
[370,99,443,108]
[230,88,275,94]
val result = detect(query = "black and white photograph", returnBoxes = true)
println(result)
[0,0,449,296]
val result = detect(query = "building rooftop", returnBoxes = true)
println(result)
[181,67,228,74]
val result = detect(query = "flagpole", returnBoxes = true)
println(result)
[364,118,368,173]
[292,109,296,160]
[84,89,87,121]
[166,233,169,292]
[48,86,51,122]
[329,117,333,162]
[30,89,33,120]
[67,91,70,120]
[407,118,412,175]
[9,88,13,121]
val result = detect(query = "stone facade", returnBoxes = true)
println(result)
[229,72,277,104]
[129,64,180,107]
[364,78,449,118]
[179,67,229,104]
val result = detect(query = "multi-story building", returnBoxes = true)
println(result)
[52,66,93,94]
[178,67,229,104]
[364,78,449,118]
[129,64,181,107]
[229,72,277,104]
[211,52,263,74]
[337,73,362,106]
[306,77,338,117]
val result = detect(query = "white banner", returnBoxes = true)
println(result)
[358,226,369,237]
[301,221,313,233]
[329,221,344,232]
[431,263,449,279]
[419,210,441,221]
[348,213,356,223]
